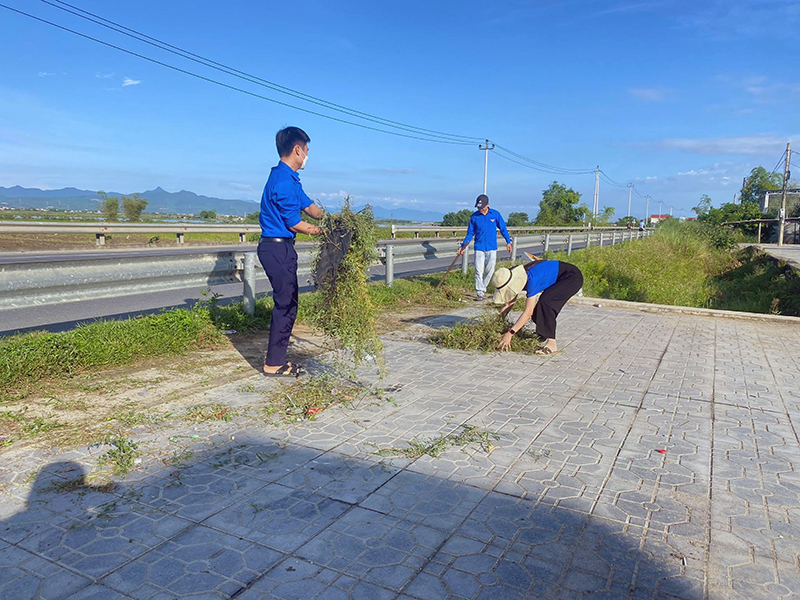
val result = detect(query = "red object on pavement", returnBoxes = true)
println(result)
[657,449,667,454]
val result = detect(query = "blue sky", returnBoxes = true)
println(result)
[1,0,799,219]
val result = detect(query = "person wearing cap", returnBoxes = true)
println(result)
[258,126,324,377]
[492,259,583,355]
[456,194,512,301]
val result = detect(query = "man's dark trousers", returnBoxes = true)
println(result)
[257,240,298,366]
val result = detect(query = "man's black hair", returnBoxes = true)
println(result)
[276,126,310,158]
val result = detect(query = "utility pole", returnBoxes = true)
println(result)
[479,139,495,195]
[592,167,600,218]
[779,142,791,246]
[645,195,650,226]
[658,200,663,220]
[669,205,673,217]
[627,183,632,217]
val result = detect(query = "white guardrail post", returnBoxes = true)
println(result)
[544,233,551,254]
[242,252,257,315]
[511,237,518,262]
[385,244,394,286]
[567,234,573,256]
[461,246,469,275]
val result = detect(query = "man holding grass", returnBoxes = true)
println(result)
[258,126,324,377]
[456,194,512,301]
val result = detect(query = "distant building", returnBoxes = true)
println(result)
[650,214,670,224]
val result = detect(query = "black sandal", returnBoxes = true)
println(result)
[263,363,305,377]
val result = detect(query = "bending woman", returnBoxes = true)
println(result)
[492,259,584,355]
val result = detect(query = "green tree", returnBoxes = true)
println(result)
[534,182,588,225]
[98,190,118,221]
[740,166,782,205]
[506,212,529,226]
[617,216,637,228]
[692,194,712,217]
[700,201,762,236]
[121,194,148,221]
[244,211,259,224]
[593,206,616,226]
[441,209,473,227]
[199,210,217,220]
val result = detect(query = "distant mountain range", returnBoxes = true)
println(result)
[0,186,444,222]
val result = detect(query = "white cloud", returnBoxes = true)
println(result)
[679,1,800,39]
[95,72,115,79]
[37,72,55,77]
[650,134,797,155]
[629,88,673,102]
[122,77,141,87]
[229,182,252,191]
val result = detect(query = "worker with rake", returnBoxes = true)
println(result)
[456,194,512,301]
[492,258,583,356]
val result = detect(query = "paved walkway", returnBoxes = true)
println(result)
[2,304,800,599]
[758,244,800,272]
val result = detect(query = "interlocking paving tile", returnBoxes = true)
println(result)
[0,542,92,600]
[359,470,487,531]
[204,483,350,553]
[236,557,397,600]
[101,524,286,598]
[276,452,398,504]
[296,507,449,592]
[130,460,268,521]
[3,306,800,599]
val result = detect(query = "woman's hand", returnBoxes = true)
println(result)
[498,332,513,351]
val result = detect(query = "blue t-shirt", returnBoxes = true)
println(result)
[525,260,559,297]
[259,161,314,238]
[461,209,511,252]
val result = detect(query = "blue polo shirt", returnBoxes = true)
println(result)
[461,208,511,252]
[259,161,313,238]
[525,260,559,297]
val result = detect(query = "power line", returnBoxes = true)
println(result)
[3,2,642,186]
[41,0,482,144]
[769,148,788,175]
[0,3,477,145]
[598,170,628,188]
[493,144,594,174]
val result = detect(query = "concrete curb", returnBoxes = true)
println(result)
[567,295,800,324]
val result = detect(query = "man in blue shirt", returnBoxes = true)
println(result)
[456,194,512,300]
[258,126,324,377]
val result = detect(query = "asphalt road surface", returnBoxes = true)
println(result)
[0,239,590,336]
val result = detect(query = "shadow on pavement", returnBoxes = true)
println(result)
[0,435,701,599]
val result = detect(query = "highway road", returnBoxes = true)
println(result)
[0,239,588,336]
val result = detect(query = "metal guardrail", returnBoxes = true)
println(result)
[0,221,263,245]
[0,220,628,245]
[389,224,625,239]
[0,230,651,313]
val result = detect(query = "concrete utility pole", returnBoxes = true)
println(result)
[779,142,791,247]
[592,167,600,217]
[658,200,663,219]
[479,139,495,195]
[645,195,650,225]
[669,205,673,217]
[627,183,632,217]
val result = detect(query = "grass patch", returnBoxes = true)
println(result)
[553,225,736,307]
[107,408,171,427]
[372,424,500,459]
[0,308,223,400]
[94,434,140,477]
[263,371,393,422]
[429,312,543,354]
[0,409,65,443]
[183,403,239,423]
[710,246,800,315]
